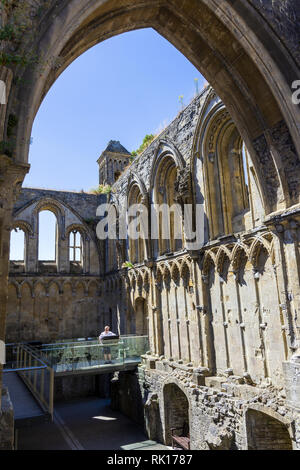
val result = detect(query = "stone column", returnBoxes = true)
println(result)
[189,257,202,365]
[272,220,300,354]
[59,236,69,273]
[0,155,29,407]
[270,218,300,415]
[198,263,215,373]
[0,67,13,143]
[26,222,38,273]
[152,265,164,357]
[120,269,130,335]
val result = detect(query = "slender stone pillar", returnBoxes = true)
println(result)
[0,155,29,407]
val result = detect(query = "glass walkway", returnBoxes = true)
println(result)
[3,335,149,424]
[38,335,149,375]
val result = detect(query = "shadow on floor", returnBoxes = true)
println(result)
[18,397,168,450]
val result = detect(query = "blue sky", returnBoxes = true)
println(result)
[24,28,204,192]
[11,28,204,260]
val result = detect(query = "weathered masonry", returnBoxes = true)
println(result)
[6,86,300,450]
[0,0,300,450]
[7,189,122,343]
[105,88,300,450]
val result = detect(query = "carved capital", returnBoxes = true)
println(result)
[0,156,29,217]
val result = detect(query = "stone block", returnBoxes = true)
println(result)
[205,376,227,390]
[283,361,300,411]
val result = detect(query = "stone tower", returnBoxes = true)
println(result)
[97,140,131,185]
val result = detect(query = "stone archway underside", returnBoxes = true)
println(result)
[1,0,300,417]
[3,0,300,211]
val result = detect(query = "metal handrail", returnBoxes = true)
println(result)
[5,343,54,420]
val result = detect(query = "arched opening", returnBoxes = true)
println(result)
[1,2,299,452]
[10,2,299,213]
[69,230,83,273]
[134,297,148,336]
[246,409,293,450]
[153,155,183,257]
[38,210,58,273]
[128,184,146,265]
[197,107,265,240]
[163,383,189,447]
[10,228,26,273]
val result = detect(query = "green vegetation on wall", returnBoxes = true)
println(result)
[90,184,112,195]
[131,134,155,159]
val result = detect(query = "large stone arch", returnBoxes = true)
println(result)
[2,0,299,210]
[0,0,300,426]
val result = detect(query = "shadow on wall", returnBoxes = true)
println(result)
[163,382,189,446]
[246,408,293,450]
[110,370,162,440]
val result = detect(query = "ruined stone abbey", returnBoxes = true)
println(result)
[0,0,299,451]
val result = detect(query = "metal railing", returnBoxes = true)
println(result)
[4,344,54,419]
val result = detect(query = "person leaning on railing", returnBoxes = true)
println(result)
[98,326,116,364]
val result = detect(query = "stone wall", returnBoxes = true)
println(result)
[105,87,300,450]
[6,188,121,343]
[111,360,299,450]
[0,0,299,450]
[0,387,14,450]
[14,189,105,221]
[5,85,300,452]
[6,276,108,343]
[250,0,300,66]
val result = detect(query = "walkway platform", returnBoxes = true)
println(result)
[3,372,50,428]
[3,336,149,437]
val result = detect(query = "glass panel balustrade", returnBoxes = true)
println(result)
[121,336,150,363]
[38,336,149,372]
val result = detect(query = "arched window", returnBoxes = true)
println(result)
[135,298,148,336]
[242,143,264,227]
[153,155,183,257]
[10,228,25,262]
[38,210,57,261]
[114,171,121,181]
[107,206,118,272]
[69,230,82,262]
[128,185,146,265]
[198,110,264,240]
